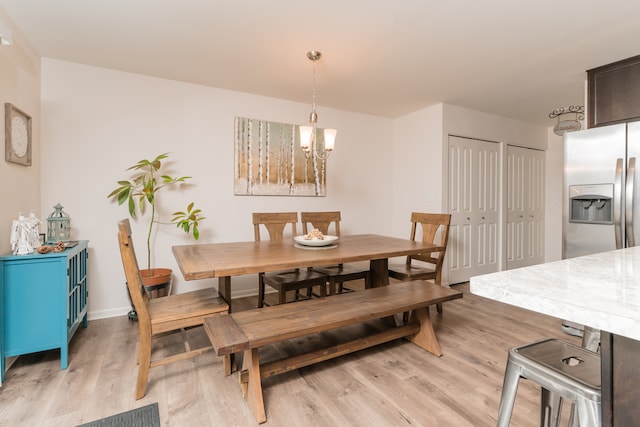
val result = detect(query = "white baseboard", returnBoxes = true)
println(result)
[88,306,132,321]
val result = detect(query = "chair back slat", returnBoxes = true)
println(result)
[253,212,298,241]
[406,213,451,268]
[300,211,341,236]
[117,219,151,327]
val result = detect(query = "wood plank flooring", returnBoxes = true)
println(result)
[0,282,581,426]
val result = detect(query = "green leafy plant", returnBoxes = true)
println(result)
[108,153,205,272]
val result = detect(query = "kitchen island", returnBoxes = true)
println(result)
[470,246,640,427]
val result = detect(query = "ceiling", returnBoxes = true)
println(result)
[1,0,640,126]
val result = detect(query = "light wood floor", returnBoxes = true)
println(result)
[0,282,580,426]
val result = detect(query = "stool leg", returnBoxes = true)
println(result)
[567,404,578,427]
[575,398,602,427]
[582,327,601,353]
[540,388,563,427]
[497,358,522,427]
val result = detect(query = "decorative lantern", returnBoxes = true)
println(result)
[47,203,71,243]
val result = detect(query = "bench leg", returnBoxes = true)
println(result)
[223,354,236,376]
[240,348,266,424]
[406,306,443,357]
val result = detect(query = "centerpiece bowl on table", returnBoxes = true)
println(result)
[293,235,338,247]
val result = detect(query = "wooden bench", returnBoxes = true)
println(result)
[203,280,462,424]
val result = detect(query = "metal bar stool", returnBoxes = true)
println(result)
[544,327,602,426]
[497,338,601,427]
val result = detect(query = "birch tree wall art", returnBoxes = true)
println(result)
[234,117,328,196]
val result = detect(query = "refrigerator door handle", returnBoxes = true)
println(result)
[615,158,624,249]
[626,157,636,247]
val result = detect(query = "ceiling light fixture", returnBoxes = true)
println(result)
[299,50,336,160]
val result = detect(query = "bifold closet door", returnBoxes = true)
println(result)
[448,136,499,284]
[506,145,545,269]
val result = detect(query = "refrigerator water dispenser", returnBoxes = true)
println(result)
[569,184,614,224]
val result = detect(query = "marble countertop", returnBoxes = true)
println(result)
[470,246,640,340]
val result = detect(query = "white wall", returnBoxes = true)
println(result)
[40,59,394,319]
[391,104,444,236]
[545,128,564,261]
[0,11,40,254]
[442,104,548,150]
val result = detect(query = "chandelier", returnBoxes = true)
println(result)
[299,50,336,160]
[0,19,13,46]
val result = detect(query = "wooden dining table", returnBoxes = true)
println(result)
[172,233,443,311]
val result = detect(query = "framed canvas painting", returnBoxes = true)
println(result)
[234,117,329,196]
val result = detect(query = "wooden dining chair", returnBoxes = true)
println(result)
[253,212,328,307]
[387,212,451,313]
[117,219,230,399]
[300,211,371,295]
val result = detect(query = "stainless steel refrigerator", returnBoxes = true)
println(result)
[563,122,640,335]
[564,121,640,259]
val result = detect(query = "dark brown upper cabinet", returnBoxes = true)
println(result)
[588,55,640,128]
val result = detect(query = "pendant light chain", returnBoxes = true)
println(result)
[311,58,318,120]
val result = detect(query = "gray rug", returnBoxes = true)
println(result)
[77,403,160,427]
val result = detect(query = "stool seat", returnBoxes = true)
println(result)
[497,338,601,427]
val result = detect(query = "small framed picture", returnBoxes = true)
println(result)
[5,103,32,166]
[39,233,46,245]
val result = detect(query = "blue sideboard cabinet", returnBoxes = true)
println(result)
[0,240,88,383]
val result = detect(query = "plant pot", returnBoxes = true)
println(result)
[140,268,172,298]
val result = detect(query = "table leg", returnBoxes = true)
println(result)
[217,276,237,373]
[218,276,232,311]
[369,258,389,288]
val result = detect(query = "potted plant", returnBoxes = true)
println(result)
[108,153,205,292]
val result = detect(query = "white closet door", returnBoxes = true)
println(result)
[448,137,474,283]
[506,145,545,269]
[448,136,500,284]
